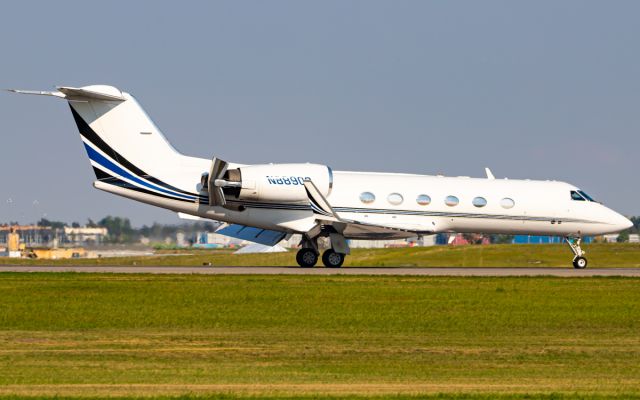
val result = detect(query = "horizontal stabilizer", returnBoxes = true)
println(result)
[177,212,203,221]
[7,89,65,98]
[216,224,286,246]
[57,86,125,101]
[8,85,125,101]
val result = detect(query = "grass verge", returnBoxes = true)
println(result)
[0,273,638,398]
[1,243,640,268]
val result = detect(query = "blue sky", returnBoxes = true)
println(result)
[1,1,638,225]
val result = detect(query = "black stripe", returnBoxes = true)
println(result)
[92,166,112,180]
[226,199,309,210]
[97,173,194,204]
[69,104,200,198]
[332,206,596,224]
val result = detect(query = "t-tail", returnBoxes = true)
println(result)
[8,85,207,203]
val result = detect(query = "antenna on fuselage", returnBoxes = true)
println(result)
[485,167,495,180]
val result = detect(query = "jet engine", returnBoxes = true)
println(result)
[206,162,333,204]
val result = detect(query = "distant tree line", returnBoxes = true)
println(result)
[615,216,640,243]
[31,216,220,244]
[629,216,640,233]
[11,215,640,244]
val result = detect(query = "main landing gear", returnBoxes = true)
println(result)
[322,249,345,268]
[295,248,346,268]
[565,237,587,269]
[296,248,319,268]
[295,233,349,268]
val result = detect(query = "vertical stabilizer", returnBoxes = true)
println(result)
[65,86,182,181]
[9,85,210,203]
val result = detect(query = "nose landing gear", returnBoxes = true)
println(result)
[565,237,588,269]
[573,256,588,269]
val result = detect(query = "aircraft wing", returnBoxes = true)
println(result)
[339,220,428,240]
[176,213,288,246]
[215,224,288,246]
[303,179,433,240]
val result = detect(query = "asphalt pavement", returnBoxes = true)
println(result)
[1,265,639,276]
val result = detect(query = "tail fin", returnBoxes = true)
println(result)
[10,85,201,202]
[61,85,182,180]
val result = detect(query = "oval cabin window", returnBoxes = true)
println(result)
[387,193,404,205]
[445,195,459,207]
[360,192,375,204]
[416,194,431,206]
[501,198,515,209]
[472,197,487,207]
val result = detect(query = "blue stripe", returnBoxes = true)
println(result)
[84,143,195,201]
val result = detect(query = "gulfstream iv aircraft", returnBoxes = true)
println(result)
[10,85,633,268]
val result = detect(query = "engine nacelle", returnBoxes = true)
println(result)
[227,163,333,203]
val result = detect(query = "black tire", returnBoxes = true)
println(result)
[322,249,345,268]
[296,248,318,268]
[573,256,588,269]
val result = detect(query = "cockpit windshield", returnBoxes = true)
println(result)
[571,191,585,201]
[578,190,595,202]
[571,190,596,202]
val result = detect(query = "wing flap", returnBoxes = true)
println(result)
[216,224,287,246]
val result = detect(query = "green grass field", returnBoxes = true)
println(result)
[1,243,640,268]
[0,273,639,399]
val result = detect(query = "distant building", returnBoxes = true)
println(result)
[0,225,57,247]
[280,234,436,249]
[176,231,187,247]
[349,239,410,248]
[603,233,639,243]
[349,236,435,248]
[63,227,108,245]
[512,235,593,244]
[282,234,303,248]
[205,232,231,246]
[192,231,233,248]
[1,228,22,257]
[1,225,109,250]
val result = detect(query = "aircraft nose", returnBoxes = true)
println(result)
[610,210,633,232]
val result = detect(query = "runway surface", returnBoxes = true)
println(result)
[1,265,640,276]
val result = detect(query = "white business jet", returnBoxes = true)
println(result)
[9,85,632,268]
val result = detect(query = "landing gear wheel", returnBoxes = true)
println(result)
[565,237,587,270]
[296,248,318,268]
[322,249,345,268]
[573,256,588,269]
